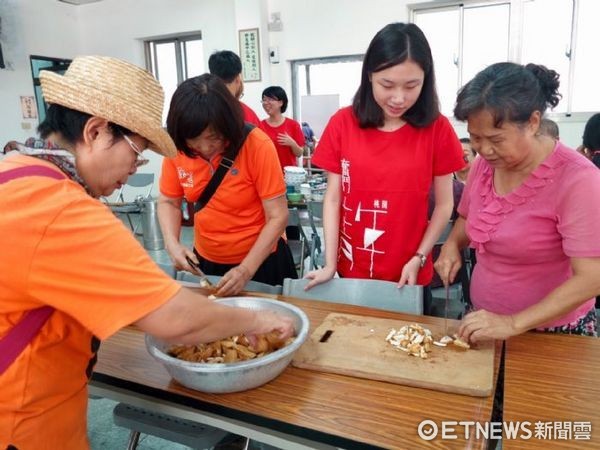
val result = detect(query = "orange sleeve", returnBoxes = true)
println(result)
[247,129,286,200]
[28,188,181,340]
[159,156,185,198]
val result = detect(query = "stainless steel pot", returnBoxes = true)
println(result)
[145,296,309,393]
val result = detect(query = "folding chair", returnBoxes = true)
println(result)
[286,207,310,277]
[306,200,325,270]
[282,278,423,315]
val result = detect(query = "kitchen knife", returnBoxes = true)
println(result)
[444,284,450,336]
[185,256,214,288]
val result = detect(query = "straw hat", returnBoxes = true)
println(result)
[39,55,176,158]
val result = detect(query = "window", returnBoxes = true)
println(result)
[411,0,599,116]
[30,55,72,123]
[291,55,363,125]
[144,33,205,123]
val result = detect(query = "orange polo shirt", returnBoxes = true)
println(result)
[160,127,286,264]
[0,155,181,449]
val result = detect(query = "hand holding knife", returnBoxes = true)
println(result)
[185,256,214,288]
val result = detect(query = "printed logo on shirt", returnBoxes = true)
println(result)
[177,167,193,188]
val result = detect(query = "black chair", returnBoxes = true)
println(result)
[306,200,325,270]
[287,207,310,277]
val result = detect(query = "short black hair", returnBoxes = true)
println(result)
[166,73,244,158]
[208,50,242,83]
[454,62,561,127]
[262,86,288,113]
[539,118,559,139]
[352,22,439,129]
[38,104,131,145]
[583,113,600,151]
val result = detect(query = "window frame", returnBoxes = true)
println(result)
[408,0,595,121]
[30,55,72,123]
[290,54,364,120]
[144,32,203,86]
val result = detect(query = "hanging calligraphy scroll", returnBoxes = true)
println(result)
[238,28,261,82]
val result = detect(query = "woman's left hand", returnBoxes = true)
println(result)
[277,132,295,147]
[458,309,520,343]
[397,256,421,288]
[216,265,253,297]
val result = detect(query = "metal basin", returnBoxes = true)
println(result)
[145,296,309,393]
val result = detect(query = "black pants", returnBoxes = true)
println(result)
[194,238,298,286]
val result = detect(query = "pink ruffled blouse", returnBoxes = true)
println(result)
[458,142,600,328]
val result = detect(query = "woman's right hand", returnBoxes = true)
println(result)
[303,266,337,290]
[434,242,463,286]
[166,242,199,273]
[248,310,295,340]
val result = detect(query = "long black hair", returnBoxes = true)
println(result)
[583,113,600,169]
[352,22,439,128]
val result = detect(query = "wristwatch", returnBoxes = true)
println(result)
[415,252,427,268]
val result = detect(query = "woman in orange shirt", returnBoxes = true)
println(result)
[159,74,297,296]
[0,56,293,450]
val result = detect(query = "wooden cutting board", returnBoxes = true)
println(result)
[293,313,495,397]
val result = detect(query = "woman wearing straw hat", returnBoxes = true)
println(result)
[0,56,293,449]
[158,74,298,296]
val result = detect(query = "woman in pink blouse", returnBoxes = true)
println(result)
[435,62,600,342]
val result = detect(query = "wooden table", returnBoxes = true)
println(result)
[503,332,600,449]
[91,296,501,449]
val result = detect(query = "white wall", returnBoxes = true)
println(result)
[0,0,82,147]
[0,0,590,169]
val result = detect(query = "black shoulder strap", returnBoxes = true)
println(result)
[194,123,255,213]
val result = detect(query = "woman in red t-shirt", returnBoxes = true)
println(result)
[259,86,305,170]
[307,23,465,300]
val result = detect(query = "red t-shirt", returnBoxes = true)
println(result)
[259,117,305,170]
[240,101,260,126]
[312,106,465,284]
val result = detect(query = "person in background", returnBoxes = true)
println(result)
[208,50,260,126]
[0,56,293,449]
[435,62,600,343]
[259,86,305,170]
[579,112,600,169]
[538,117,560,140]
[301,121,317,151]
[454,137,477,184]
[305,23,465,302]
[158,74,297,295]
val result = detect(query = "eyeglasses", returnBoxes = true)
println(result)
[261,98,279,104]
[122,134,149,167]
